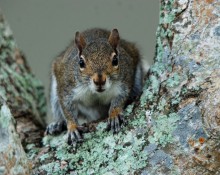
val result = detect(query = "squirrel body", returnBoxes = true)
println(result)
[46,28,143,144]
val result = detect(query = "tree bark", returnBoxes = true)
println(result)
[1,0,220,174]
[0,10,46,175]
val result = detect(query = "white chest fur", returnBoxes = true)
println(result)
[71,80,122,106]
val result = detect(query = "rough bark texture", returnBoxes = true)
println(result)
[0,10,46,175]
[1,0,220,175]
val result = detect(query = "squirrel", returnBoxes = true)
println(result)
[46,28,143,145]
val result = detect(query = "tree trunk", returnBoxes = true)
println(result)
[0,10,46,175]
[1,0,220,174]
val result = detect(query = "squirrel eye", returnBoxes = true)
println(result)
[79,58,85,69]
[112,55,118,66]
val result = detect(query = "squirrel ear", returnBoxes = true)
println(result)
[75,31,86,54]
[108,29,120,50]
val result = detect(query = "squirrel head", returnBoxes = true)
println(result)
[74,29,121,93]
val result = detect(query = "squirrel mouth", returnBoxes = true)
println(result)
[96,87,105,93]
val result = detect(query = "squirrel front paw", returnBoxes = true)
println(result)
[67,121,83,145]
[107,108,126,133]
[67,129,83,145]
[107,114,125,133]
[46,120,67,135]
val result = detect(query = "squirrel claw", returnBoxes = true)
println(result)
[107,115,125,133]
[67,129,83,145]
[45,120,67,135]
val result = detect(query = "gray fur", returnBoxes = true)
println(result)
[47,28,143,140]
[131,61,143,98]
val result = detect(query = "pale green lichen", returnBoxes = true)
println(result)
[150,61,166,75]
[171,97,181,105]
[157,98,167,111]
[130,110,146,128]
[26,144,40,160]
[124,103,134,115]
[166,73,180,88]
[148,113,179,147]
[39,153,51,162]
[0,103,11,129]
[160,0,175,24]
[38,111,149,175]
[39,162,64,175]
[140,75,161,108]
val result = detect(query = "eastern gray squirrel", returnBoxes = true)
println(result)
[46,28,143,145]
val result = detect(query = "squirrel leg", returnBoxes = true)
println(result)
[108,94,128,133]
[66,119,83,145]
[46,74,67,135]
[61,104,84,145]
[108,107,125,133]
[46,90,67,135]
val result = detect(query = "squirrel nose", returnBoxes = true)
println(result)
[93,73,106,86]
